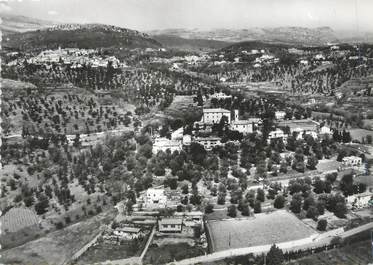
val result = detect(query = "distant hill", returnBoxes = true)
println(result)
[3,23,162,51]
[0,14,57,34]
[151,34,231,51]
[222,40,291,52]
[148,27,340,46]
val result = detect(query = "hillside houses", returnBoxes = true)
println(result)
[158,211,204,234]
[15,47,126,69]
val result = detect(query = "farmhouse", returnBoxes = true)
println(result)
[203,108,231,124]
[158,218,183,233]
[152,137,182,154]
[342,156,363,167]
[113,227,142,240]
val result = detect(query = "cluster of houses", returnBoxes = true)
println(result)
[153,106,263,153]
[106,186,205,244]
[9,47,126,69]
[158,211,203,234]
[152,99,337,155]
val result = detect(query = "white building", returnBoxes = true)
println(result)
[210,92,232,100]
[152,137,182,154]
[144,188,168,209]
[268,129,288,143]
[182,134,192,146]
[319,126,332,135]
[342,156,363,167]
[158,218,183,233]
[171,127,184,140]
[275,111,286,120]
[230,120,254,134]
[194,137,222,151]
[113,227,142,240]
[315,54,325,60]
[202,108,231,124]
[346,193,372,209]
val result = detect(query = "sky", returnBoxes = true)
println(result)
[0,0,372,32]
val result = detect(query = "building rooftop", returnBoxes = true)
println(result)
[159,218,183,225]
[194,136,222,141]
[203,108,231,114]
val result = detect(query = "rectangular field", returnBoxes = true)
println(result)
[349,128,373,141]
[206,210,317,252]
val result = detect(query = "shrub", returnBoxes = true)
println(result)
[317,219,328,231]
[274,195,286,209]
[205,204,214,214]
[253,200,262,213]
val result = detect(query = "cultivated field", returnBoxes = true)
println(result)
[287,240,372,265]
[349,128,373,141]
[0,210,116,265]
[206,210,317,252]
[0,207,39,233]
[163,95,201,121]
[143,242,205,264]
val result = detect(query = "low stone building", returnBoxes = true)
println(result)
[158,218,183,233]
